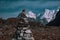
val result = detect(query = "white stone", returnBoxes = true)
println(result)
[18,37,22,40]
[25,29,32,33]
[20,33,23,36]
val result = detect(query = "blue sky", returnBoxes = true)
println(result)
[0,0,60,19]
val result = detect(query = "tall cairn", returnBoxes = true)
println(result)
[14,9,34,40]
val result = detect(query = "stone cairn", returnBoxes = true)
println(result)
[12,10,34,40]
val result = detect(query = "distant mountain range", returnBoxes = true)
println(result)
[25,9,60,26]
[0,9,60,26]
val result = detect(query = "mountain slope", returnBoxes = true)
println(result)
[46,9,60,26]
[40,9,58,25]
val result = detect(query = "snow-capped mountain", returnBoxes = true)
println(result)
[40,9,58,25]
[26,11,36,19]
[26,11,36,22]
[46,9,60,26]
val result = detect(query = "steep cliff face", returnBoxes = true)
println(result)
[46,9,60,26]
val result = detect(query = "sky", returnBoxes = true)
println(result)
[0,0,60,19]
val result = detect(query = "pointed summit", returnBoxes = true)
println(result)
[46,9,60,26]
[26,11,36,19]
[40,9,58,25]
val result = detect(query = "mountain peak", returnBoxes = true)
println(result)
[40,9,58,25]
[46,9,60,26]
[26,11,36,19]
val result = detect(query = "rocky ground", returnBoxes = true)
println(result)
[31,26,60,40]
[0,24,60,40]
[0,18,60,40]
[0,25,16,40]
